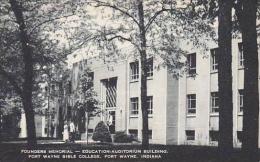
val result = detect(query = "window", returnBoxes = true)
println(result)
[147,58,153,78]
[211,92,219,113]
[187,53,196,75]
[130,61,139,81]
[104,78,117,108]
[186,130,195,141]
[187,94,196,114]
[108,111,115,134]
[130,97,139,115]
[237,131,243,143]
[129,129,138,138]
[238,42,244,67]
[148,130,152,139]
[239,89,244,112]
[87,129,94,133]
[147,96,153,115]
[209,130,219,142]
[211,48,218,71]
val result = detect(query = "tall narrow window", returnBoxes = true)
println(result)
[130,61,139,82]
[147,58,153,78]
[239,89,244,112]
[130,97,138,115]
[187,94,196,114]
[237,131,243,143]
[148,130,152,139]
[211,48,218,72]
[187,53,196,75]
[147,96,153,115]
[105,78,117,108]
[238,42,244,67]
[211,92,219,113]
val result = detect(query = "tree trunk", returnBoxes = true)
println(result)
[241,0,259,162]
[137,0,149,149]
[218,0,233,161]
[10,0,37,146]
[23,98,37,146]
[86,112,90,145]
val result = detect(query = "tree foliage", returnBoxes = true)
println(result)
[92,121,112,142]
[77,0,215,147]
[0,0,87,145]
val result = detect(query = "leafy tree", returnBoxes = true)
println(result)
[86,0,214,148]
[73,68,100,144]
[0,0,83,146]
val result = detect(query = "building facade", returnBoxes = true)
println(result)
[18,39,260,147]
[66,39,260,146]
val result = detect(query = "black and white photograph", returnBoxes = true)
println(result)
[0,0,259,162]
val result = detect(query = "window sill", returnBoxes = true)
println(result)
[210,70,218,74]
[130,80,139,83]
[210,113,219,117]
[186,74,197,78]
[186,114,196,118]
[147,77,153,80]
[238,112,243,116]
[130,115,138,118]
[238,66,245,70]
[148,115,153,118]
[185,140,196,144]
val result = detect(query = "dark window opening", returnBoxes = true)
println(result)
[209,130,219,142]
[186,130,195,141]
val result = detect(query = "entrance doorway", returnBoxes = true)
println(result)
[108,111,115,134]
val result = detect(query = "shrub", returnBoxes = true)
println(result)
[92,121,112,142]
[114,131,137,143]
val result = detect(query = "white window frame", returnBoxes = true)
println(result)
[211,92,219,113]
[130,97,139,116]
[187,53,196,75]
[239,89,244,112]
[130,61,139,82]
[147,96,153,115]
[187,94,196,114]
[211,48,218,72]
[147,58,153,79]
[238,42,244,67]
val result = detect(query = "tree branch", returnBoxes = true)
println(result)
[106,35,131,42]
[145,8,171,32]
[92,0,140,26]
[104,33,141,52]
[29,14,75,34]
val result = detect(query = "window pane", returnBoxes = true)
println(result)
[188,53,196,75]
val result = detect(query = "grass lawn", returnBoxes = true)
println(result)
[0,142,255,162]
